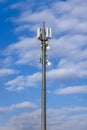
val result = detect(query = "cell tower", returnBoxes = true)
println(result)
[37,22,52,130]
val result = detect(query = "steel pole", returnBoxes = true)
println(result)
[41,22,46,130]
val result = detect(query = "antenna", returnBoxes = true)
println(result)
[37,27,42,39]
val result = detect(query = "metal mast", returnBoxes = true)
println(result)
[37,22,52,130]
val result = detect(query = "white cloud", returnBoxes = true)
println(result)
[2,56,13,67]
[10,101,36,110]
[5,72,41,91]
[0,0,87,129]
[11,0,87,36]
[0,68,17,77]
[3,34,86,75]
[5,63,87,91]
[4,66,81,91]
[3,0,87,67]
[0,107,87,130]
[5,75,27,91]
[0,101,36,114]
[54,85,87,95]
[9,0,38,11]
[50,34,87,58]
[1,0,87,92]
[51,65,87,79]
[4,37,40,66]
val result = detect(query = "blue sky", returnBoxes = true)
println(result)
[0,0,87,129]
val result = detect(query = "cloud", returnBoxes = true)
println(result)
[0,0,87,130]
[0,101,36,114]
[4,37,40,66]
[10,0,87,36]
[3,0,87,66]
[54,85,87,95]
[5,64,87,91]
[10,101,36,110]
[2,35,86,91]
[9,0,45,11]
[4,66,82,91]
[3,35,87,89]
[46,59,87,83]
[5,72,41,91]
[1,0,87,92]
[1,56,13,67]
[0,68,17,77]
[0,107,87,130]
[3,27,86,70]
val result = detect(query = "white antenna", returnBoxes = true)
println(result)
[49,28,52,37]
[46,28,49,38]
[45,28,52,38]
[37,28,42,39]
